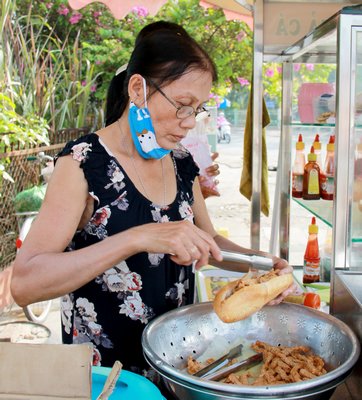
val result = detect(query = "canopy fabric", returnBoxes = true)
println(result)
[68,0,169,18]
[68,0,253,27]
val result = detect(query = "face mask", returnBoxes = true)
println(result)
[128,79,171,160]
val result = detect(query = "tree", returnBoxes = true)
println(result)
[14,0,253,109]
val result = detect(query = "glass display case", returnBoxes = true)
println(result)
[276,6,362,392]
[276,6,362,394]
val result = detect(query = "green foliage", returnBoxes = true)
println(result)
[263,62,336,106]
[2,1,101,132]
[0,94,49,152]
[13,0,253,111]
[0,93,49,182]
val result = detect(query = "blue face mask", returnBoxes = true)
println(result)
[128,79,171,160]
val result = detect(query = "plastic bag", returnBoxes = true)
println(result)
[14,185,46,212]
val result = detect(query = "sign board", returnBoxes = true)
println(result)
[263,2,358,55]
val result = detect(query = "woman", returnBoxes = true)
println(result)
[11,22,294,374]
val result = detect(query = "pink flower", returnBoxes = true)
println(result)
[81,80,87,87]
[236,31,245,42]
[57,5,69,15]
[237,77,250,86]
[131,5,148,18]
[265,68,274,78]
[46,3,53,9]
[69,12,82,24]
[277,66,282,74]
[306,63,314,71]
[294,64,301,72]
[93,11,102,18]
[95,60,102,65]
[90,84,97,93]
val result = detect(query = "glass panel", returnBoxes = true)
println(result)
[351,30,362,269]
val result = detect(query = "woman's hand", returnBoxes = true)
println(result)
[132,220,222,269]
[199,152,220,199]
[267,257,297,305]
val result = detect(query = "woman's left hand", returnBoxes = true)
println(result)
[267,257,297,305]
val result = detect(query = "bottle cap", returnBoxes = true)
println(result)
[313,134,322,151]
[308,217,318,234]
[296,133,305,150]
[308,146,317,162]
[326,143,335,152]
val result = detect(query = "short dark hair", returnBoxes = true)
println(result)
[105,21,217,126]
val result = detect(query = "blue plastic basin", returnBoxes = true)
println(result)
[92,366,166,400]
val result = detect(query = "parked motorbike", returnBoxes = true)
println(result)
[216,113,231,143]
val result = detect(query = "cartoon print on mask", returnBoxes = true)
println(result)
[128,78,171,160]
[135,107,150,121]
[138,129,162,153]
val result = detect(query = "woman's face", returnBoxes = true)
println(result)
[146,70,213,149]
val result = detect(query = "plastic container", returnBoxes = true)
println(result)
[303,146,321,200]
[297,83,334,123]
[320,135,335,200]
[303,217,321,284]
[292,133,306,198]
[92,366,165,400]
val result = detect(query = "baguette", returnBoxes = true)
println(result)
[213,269,294,323]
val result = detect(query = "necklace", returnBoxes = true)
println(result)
[117,119,167,206]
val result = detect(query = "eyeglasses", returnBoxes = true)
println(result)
[147,79,210,122]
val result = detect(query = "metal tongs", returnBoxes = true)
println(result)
[204,353,263,381]
[208,250,274,273]
[194,344,243,378]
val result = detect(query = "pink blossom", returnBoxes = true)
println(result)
[57,5,69,15]
[306,63,314,71]
[236,31,245,42]
[90,84,97,93]
[46,3,53,9]
[131,6,148,18]
[293,64,301,72]
[95,60,102,65]
[265,68,274,78]
[237,77,250,86]
[277,66,282,74]
[81,80,87,87]
[93,11,102,18]
[69,12,82,24]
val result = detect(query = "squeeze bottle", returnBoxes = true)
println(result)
[303,217,320,284]
[320,135,335,200]
[303,146,321,200]
[292,134,306,198]
[312,134,322,168]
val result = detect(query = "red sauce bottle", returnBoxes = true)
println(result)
[303,217,320,284]
[292,134,306,198]
[303,146,321,200]
[320,135,335,200]
[313,134,322,168]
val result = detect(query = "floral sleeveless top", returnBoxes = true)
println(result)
[56,133,198,372]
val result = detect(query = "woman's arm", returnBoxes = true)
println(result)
[11,156,222,306]
[192,177,293,275]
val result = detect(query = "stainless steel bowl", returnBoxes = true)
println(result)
[142,302,360,400]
